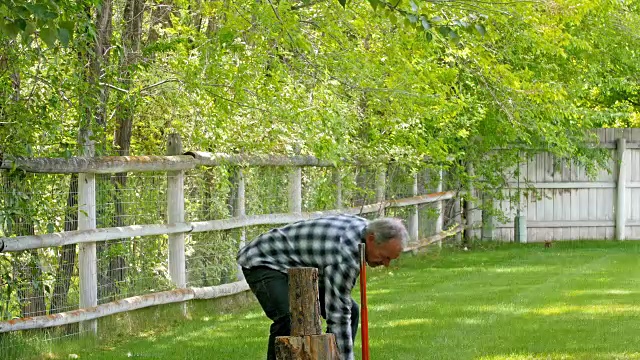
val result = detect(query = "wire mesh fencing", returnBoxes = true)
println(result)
[0,171,175,343]
[0,161,458,354]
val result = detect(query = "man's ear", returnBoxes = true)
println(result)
[365,233,375,245]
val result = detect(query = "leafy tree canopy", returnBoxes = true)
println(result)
[0,0,638,183]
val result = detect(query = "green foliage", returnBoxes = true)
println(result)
[2,0,638,165]
[0,0,89,47]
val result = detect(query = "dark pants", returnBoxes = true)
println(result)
[243,266,359,360]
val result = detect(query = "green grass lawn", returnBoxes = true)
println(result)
[10,240,640,359]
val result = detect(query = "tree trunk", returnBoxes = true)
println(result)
[288,268,322,337]
[192,0,203,33]
[114,0,144,157]
[13,250,47,318]
[74,0,115,304]
[147,0,174,44]
[50,174,79,315]
[275,335,340,360]
[101,0,145,302]
[102,172,127,302]
[93,0,113,135]
[205,0,230,37]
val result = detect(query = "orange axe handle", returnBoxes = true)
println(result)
[359,243,370,360]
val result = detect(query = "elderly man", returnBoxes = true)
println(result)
[237,214,408,360]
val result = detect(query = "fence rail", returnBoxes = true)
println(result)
[0,192,454,253]
[0,152,403,174]
[0,281,250,333]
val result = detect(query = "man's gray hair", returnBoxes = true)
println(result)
[364,218,408,246]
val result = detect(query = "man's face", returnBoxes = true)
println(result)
[365,235,403,268]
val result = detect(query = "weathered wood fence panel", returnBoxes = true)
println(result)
[494,128,640,242]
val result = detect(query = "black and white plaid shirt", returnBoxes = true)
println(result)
[237,214,367,360]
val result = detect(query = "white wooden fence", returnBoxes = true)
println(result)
[0,134,454,334]
[490,128,640,242]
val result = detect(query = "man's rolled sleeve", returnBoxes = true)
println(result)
[324,262,359,360]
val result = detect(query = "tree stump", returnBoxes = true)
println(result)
[276,335,340,360]
[275,267,340,360]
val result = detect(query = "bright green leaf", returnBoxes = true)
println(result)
[389,13,398,25]
[41,11,59,20]
[15,18,27,31]
[438,26,450,38]
[39,27,57,47]
[420,16,430,30]
[13,5,30,18]
[20,21,36,42]
[0,20,20,38]
[25,4,49,18]
[404,18,413,28]
[60,21,75,33]
[24,21,36,36]
[58,27,70,46]
[218,28,235,45]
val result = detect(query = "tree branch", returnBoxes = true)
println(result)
[140,78,180,93]
[100,82,129,93]
[210,93,271,113]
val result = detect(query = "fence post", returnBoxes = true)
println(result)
[408,172,419,247]
[616,137,627,240]
[376,166,386,217]
[289,166,302,214]
[514,159,527,243]
[481,194,494,241]
[78,142,97,335]
[514,190,527,243]
[167,134,186,315]
[235,167,246,280]
[464,163,475,243]
[435,169,443,247]
[454,194,462,243]
[333,168,342,209]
